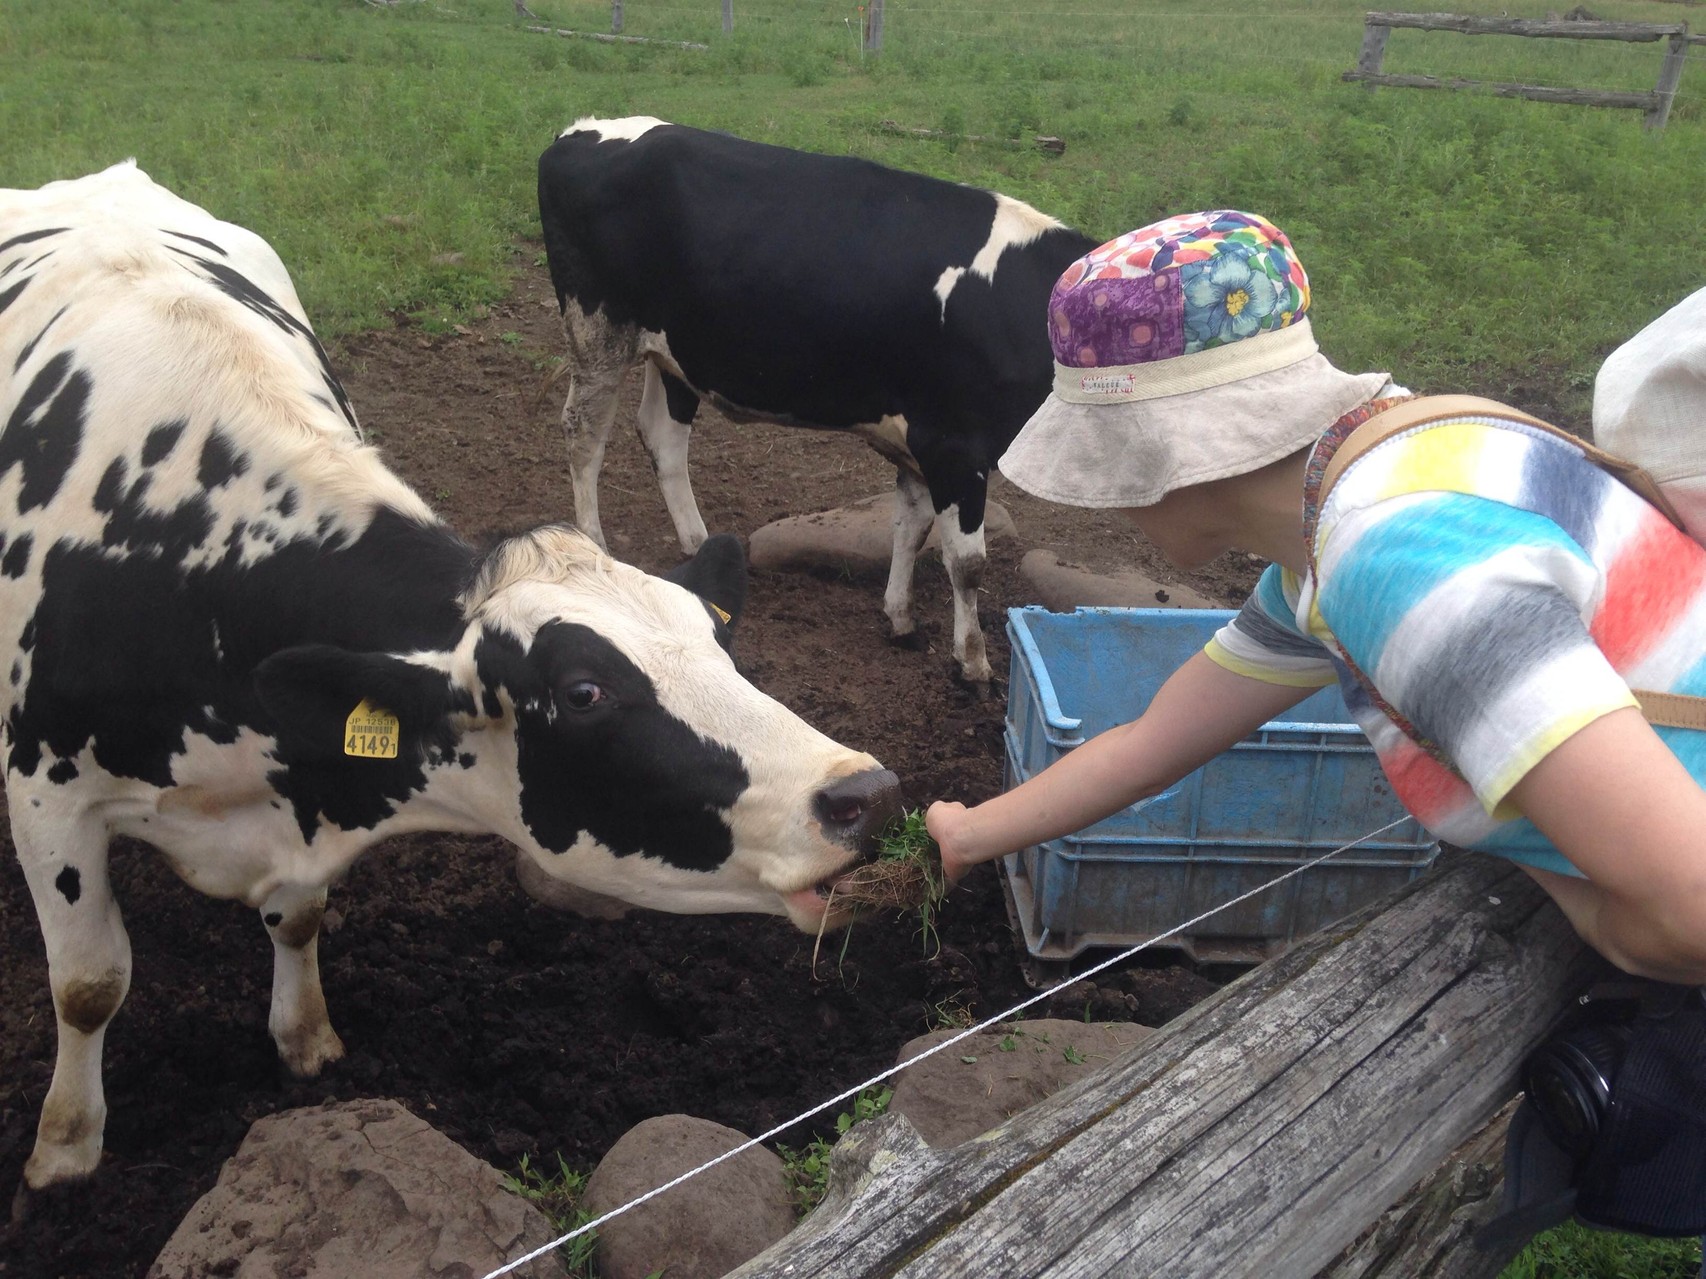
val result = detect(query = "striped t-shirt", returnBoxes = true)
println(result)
[1206,409,1706,877]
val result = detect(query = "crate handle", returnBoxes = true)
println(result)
[1009,611,1083,736]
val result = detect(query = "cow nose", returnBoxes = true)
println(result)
[815,767,904,857]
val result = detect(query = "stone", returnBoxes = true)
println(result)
[583,1115,796,1279]
[147,1098,559,1279]
[1019,548,1220,612]
[748,493,1016,574]
[887,1018,1154,1148]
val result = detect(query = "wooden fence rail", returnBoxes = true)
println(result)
[1344,10,1702,129]
[726,853,1607,1278]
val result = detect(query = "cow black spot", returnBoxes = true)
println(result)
[277,488,298,518]
[458,752,475,769]
[94,455,214,562]
[162,228,228,257]
[9,661,19,686]
[54,865,81,904]
[0,352,89,512]
[0,277,29,317]
[263,911,283,926]
[198,429,250,489]
[2,534,32,579]
[142,419,187,466]
[47,757,77,783]
[495,623,749,869]
[0,227,66,257]
[7,707,39,776]
[14,304,70,373]
[19,617,34,650]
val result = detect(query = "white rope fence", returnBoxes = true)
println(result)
[481,815,1414,1278]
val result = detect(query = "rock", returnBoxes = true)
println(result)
[583,1115,795,1279]
[1019,548,1220,612]
[748,493,1016,574]
[147,1098,559,1279]
[888,1018,1154,1148]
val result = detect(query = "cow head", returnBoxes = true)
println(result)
[255,528,900,931]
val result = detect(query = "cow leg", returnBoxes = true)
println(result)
[14,810,129,1191]
[883,468,936,646]
[557,309,638,552]
[636,362,708,555]
[935,501,992,685]
[260,883,344,1077]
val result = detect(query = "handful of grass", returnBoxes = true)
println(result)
[812,810,948,975]
[832,809,946,915]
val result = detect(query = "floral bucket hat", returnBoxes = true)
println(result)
[1000,210,1390,508]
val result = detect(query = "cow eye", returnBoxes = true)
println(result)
[560,681,606,711]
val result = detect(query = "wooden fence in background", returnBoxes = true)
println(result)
[1344,10,1705,129]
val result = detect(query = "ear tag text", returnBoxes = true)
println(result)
[344,699,400,759]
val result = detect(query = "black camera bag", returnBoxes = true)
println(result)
[1480,985,1706,1251]
[1570,987,1706,1234]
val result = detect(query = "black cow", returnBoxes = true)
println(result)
[1,162,901,1194]
[537,117,1098,683]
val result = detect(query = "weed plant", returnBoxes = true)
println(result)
[502,1152,601,1276]
[778,1085,894,1217]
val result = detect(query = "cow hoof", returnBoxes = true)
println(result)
[951,665,996,700]
[21,1138,101,1198]
[278,1026,347,1079]
[887,628,929,653]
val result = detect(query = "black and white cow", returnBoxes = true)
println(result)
[537,117,1098,684]
[0,163,902,1195]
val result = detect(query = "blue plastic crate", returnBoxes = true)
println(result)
[1002,606,1437,967]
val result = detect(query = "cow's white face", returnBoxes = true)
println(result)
[256,528,900,932]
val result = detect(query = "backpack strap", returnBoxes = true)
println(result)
[1308,395,1704,736]
[1317,394,1688,532]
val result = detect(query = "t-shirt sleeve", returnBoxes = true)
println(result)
[1315,492,1638,816]
[1205,564,1340,688]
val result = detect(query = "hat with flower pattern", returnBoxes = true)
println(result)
[1000,211,1392,508]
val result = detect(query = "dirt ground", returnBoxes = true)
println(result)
[0,258,1261,1279]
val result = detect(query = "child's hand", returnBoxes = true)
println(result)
[925,800,974,886]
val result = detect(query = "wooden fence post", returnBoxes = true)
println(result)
[611,0,622,33]
[1648,32,1688,129]
[865,0,885,52]
[1356,20,1392,91]
[723,0,733,35]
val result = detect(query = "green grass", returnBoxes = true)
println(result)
[777,1084,893,1217]
[501,1152,601,1276]
[4,0,1703,421]
[1500,1221,1701,1279]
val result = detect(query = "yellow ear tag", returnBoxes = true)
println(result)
[343,699,400,759]
[710,603,732,624]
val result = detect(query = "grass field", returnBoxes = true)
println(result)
[2,2,1704,1274]
[4,0,1704,422]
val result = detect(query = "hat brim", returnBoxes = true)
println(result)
[999,354,1391,508]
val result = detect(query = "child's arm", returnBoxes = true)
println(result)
[1506,706,1706,984]
[927,649,1316,882]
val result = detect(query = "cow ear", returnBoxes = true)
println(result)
[254,645,461,762]
[664,533,747,628]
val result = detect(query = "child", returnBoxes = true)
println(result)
[926,211,1706,987]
